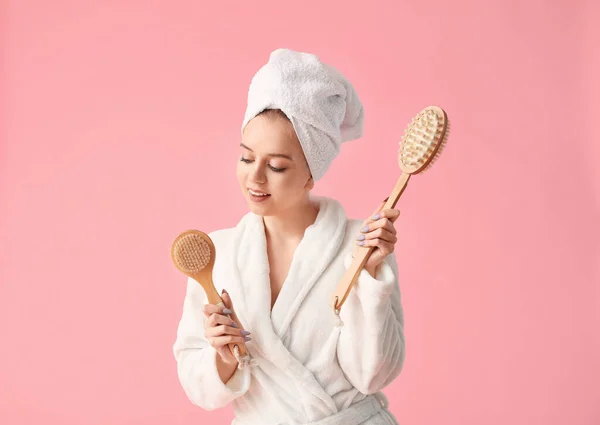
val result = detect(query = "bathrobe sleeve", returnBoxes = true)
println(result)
[336,252,406,395]
[173,277,251,410]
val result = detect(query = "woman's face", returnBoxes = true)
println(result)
[237,113,313,217]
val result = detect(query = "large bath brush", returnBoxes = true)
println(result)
[331,105,450,315]
[171,229,255,369]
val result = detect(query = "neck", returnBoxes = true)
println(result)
[262,198,320,244]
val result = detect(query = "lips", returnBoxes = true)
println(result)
[248,188,271,203]
[248,188,270,197]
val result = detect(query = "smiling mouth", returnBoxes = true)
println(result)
[248,189,271,197]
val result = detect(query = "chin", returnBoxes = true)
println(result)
[245,197,274,216]
[248,205,266,216]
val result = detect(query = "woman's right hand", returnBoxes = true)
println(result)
[202,289,251,365]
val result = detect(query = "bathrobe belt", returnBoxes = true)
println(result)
[234,392,390,425]
[309,392,390,425]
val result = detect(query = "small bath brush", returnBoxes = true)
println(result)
[171,229,255,369]
[330,105,450,316]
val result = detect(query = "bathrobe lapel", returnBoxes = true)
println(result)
[221,196,347,416]
[270,196,347,337]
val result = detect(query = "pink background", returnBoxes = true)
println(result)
[1,1,599,424]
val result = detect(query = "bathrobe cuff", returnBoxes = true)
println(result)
[204,347,251,401]
[343,252,396,300]
[337,251,404,394]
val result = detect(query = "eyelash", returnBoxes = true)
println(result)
[240,157,286,173]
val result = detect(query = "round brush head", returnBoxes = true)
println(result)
[170,229,215,275]
[398,106,450,174]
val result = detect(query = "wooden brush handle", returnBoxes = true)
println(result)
[330,172,411,312]
[203,275,250,358]
[217,303,250,358]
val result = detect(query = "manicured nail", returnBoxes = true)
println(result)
[356,234,365,241]
[244,336,252,342]
[223,308,232,314]
[356,241,364,246]
[361,226,369,233]
[382,197,389,202]
[231,321,238,328]
[241,330,251,336]
[371,213,380,220]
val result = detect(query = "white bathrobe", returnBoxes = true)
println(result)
[173,196,405,425]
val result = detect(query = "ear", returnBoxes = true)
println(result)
[305,175,314,190]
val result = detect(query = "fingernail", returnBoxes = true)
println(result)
[361,226,369,233]
[231,321,238,328]
[221,289,226,295]
[356,241,364,246]
[382,197,389,202]
[223,308,232,314]
[241,330,251,336]
[371,214,380,220]
[356,234,365,241]
[244,336,252,342]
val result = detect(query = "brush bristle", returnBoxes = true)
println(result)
[422,118,450,172]
[399,107,448,173]
[172,233,212,273]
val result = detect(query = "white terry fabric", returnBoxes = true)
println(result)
[304,393,398,425]
[241,49,364,181]
[173,196,405,424]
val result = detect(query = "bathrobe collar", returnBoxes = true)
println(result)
[231,195,347,340]
[214,196,348,418]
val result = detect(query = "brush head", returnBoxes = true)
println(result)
[170,229,215,275]
[398,106,450,174]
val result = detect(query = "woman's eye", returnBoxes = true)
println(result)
[268,165,286,173]
[240,157,285,172]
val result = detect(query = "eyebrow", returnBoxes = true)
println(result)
[240,143,294,161]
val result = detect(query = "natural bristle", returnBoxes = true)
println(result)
[398,106,449,174]
[423,118,450,172]
[172,233,212,273]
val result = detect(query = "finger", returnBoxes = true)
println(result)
[371,198,388,216]
[205,324,248,338]
[205,312,239,329]
[361,198,389,227]
[371,208,400,224]
[360,217,396,234]
[221,289,234,311]
[202,303,233,317]
[208,334,247,348]
[358,239,395,255]
[360,227,397,243]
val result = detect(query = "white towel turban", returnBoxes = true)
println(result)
[241,48,364,181]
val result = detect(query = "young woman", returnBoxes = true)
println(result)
[173,49,405,425]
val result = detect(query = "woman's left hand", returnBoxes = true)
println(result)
[353,199,401,277]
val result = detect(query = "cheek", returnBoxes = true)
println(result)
[272,173,306,195]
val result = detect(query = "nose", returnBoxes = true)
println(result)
[248,162,267,184]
